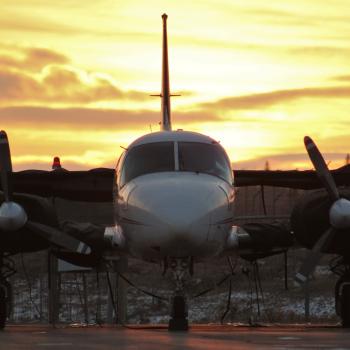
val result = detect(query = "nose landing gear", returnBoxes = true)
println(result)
[168,257,192,331]
[169,294,188,331]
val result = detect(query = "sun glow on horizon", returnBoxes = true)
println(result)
[1,0,350,171]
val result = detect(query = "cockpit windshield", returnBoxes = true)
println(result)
[120,142,174,186]
[119,140,232,186]
[178,142,232,183]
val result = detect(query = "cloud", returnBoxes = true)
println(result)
[310,133,350,153]
[199,85,350,111]
[0,66,149,104]
[0,16,80,35]
[233,133,350,170]
[242,7,315,27]
[0,46,69,71]
[0,44,155,104]
[25,48,69,69]
[332,75,350,82]
[243,4,350,29]
[0,106,219,130]
[289,46,350,57]
[0,106,157,129]
[234,152,349,170]
[12,152,116,171]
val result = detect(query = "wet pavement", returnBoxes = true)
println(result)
[0,324,349,349]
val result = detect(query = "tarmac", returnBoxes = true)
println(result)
[0,324,349,350]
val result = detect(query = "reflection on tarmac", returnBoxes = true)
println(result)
[0,324,349,350]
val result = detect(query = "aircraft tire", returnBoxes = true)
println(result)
[340,283,350,328]
[168,296,188,331]
[0,286,6,330]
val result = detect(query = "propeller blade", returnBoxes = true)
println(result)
[0,131,13,202]
[304,136,339,201]
[26,221,91,255]
[295,227,335,284]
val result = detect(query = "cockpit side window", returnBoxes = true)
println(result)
[120,142,174,186]
[178,142,232,183]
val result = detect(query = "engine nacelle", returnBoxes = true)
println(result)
[226,223,293,259]
[0,202,27,231]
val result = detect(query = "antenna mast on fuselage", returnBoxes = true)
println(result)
[161,13,172,131]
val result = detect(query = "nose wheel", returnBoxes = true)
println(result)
[168,258,191,331]
[169,294,188,331]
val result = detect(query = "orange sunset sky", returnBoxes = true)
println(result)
[1,0,350,171]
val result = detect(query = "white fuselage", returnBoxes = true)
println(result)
[114,130,235,262]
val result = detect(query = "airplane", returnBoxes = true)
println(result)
[1,14,350,331]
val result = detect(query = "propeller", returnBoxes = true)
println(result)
[26,221,91,254]
[0,131,27,230]
[304,136,339,202]
[0,130,91,255]
[0,130,12,202]
[295,136,350,284]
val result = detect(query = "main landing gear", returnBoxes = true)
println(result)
[332,257,350,327]
[168,257,192,331]
[0,285,6,330]
[0,253,15,330]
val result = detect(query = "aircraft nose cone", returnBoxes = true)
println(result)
[127,174,227,234]
[144,183,212,229]
[124,173,231,257]
[155,201,204,238]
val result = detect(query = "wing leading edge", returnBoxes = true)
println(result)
[0,169,114,202]
[4,165,350,203]
[235,165,350,189]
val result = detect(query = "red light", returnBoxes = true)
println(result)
[52,156,62,170]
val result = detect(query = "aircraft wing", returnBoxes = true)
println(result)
[3,169,114,202]
[0,130,117,268]
[233,137,350,286]
[229,165,350,261]
[235,165,350,189]
[6,165,350,203]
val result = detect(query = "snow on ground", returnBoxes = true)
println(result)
[9,276,339,325]
[8,256,340,325]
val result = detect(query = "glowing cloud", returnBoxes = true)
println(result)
[1,1,350,170]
